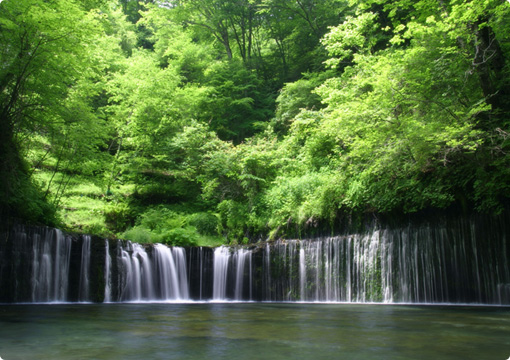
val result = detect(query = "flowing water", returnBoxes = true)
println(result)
[2,221,509,359]
[2,218,510,304]
[78,235,91,302]
[118,242,189,301]
[212,246,231,300]
[104,240,112,302]
[30,229,72,303]
[0,303,508,360]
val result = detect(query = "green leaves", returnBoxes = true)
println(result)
[322,12,379,67]
[4,0,509,240]
[0,0,108,223]
[256,0,509,229]
[201,59,272,142]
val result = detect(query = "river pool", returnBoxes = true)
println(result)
[0,303,509,359]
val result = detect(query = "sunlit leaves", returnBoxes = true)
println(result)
[322,12,378,67]
[4,0,509,238]
[0,0,111,220]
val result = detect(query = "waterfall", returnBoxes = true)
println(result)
[1,211,509,304]
[211,246,252,301]
[173,247,190,299]
[153,244,189,300]
[78,235,91,302]
[299,247,306,301]
[104,240,112,302]
[119,242,149,301]
[257,222,510,304]
[264,243,272,301]
[212,246,231,300]
[233,249,251,300]
[118,242,190,302]
[31,228,72,303]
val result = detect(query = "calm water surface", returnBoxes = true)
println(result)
[0,303,509,360]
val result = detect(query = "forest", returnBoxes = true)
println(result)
[1,0,509,246]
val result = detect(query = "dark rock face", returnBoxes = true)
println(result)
[186,246,214,300]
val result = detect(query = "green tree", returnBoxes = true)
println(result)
[138,2,214,79]
[0,0,106,223]
[259,0,350,80]
[170,0,237,59]
[201,59,273,142]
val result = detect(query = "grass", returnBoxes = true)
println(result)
[195,235,225,247]
[28,141,228,247]
[31,162,113,236]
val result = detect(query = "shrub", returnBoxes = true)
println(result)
[189,212,219,235]
[160,227,199,247]
[104,202,136,233]
[122,226,153,243]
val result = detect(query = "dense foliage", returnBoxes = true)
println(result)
[1,0,509,244]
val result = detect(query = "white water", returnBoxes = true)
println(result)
[31,229,71,302]
[270,233,433,302]
[233,249,251,300]
[299,247,306,301]
[4,214,510,304]
[212,246,231,300]
[59,227,510,303]
[118,242,190,301]
[104,240,112,302]
[260,226,510,303]
[153,244,189,300]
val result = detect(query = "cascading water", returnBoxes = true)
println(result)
[104,240,112,302]
[117,241,190,302]
[119,242,146,301]
[78,235,91,302]
[212,246,231,300]
[153,244,189,300]
[268,233,386,302]
[233,248,251,300]
[210,246,253,301]
[299,247,306,301]
[31,228,72,303]
[257,222,510,304]
[1,212,509,304]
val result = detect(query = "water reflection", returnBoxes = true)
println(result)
[0,304,509,360]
